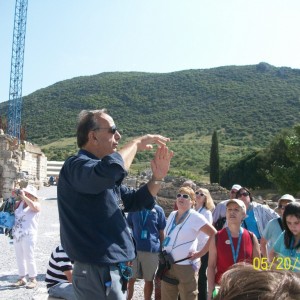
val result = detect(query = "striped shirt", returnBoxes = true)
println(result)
[45,245,73,289]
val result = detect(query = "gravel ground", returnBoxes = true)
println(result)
[0,186,146,300]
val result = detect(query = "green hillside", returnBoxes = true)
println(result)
[1,62,300,179]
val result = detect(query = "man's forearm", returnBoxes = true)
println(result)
[147,176,164,196]
[118,140,139,171]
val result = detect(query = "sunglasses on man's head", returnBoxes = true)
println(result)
[177,193,190,199]
[92,124,118,134]
[195,192,205,196]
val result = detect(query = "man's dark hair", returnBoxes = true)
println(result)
[76,109,107,148]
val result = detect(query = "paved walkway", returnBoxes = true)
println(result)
[0,186,60,300]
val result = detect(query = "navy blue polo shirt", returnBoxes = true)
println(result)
[57,149,155,265]
[127,205,166,253]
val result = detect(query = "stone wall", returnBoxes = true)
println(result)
[0,133,47,199]
[123,173,278,216]
[124,174,230,217]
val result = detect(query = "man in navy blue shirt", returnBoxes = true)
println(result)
[127,203,166,300]
[57,109,173,300]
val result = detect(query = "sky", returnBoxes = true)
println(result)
[1,0,300,103]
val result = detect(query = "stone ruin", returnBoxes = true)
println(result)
[123,170,279,216]
[0,131,47,201]
[124,172,230,216]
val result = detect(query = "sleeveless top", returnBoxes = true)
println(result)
[215,227,253,283]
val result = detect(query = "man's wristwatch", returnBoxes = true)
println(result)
[150,177,164,184]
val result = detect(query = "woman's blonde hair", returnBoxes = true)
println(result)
[178,186,196,207]
[196,188,215,211]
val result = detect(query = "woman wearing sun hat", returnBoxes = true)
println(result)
[12,185,41,289]
[207,199,260,300]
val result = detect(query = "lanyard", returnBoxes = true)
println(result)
[197,207,204,214]
[226,227,243,263]
[169,210,191,250]
[289,237,300,257]
[140,210,150,228]
[167,209,190,236]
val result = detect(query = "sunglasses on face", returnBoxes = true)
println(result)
[278,205,287,210]
[92,124,118,134]
[230,190,237,194]
[195,192,205,196]
[177,193,190,199]
[239,192,250,197]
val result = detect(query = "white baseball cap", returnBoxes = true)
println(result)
[231,184,242,191]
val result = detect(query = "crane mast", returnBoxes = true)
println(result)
[7,0,28,140]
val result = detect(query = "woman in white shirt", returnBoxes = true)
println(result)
[161,186,216,300]
[12,185,41,289]
[194,188,215,300]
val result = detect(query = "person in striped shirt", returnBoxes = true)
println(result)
[45,245,74,300]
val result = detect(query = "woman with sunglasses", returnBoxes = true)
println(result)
[194,188,215,300]
[161,186,216,300]
[261,194,296,258]
[236,187,278,242]
[269,202,300,272]
[207,199,260,300]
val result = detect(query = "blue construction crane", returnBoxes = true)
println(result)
[7,0,28,140]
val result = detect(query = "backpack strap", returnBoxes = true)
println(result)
[242,220,248,230]
[248,230,254,245]
[277,217,284,231]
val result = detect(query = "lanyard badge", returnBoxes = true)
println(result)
[141,230,148,239]
[140,210,149,240]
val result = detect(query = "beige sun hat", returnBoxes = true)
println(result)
[279,194,296,202]
[23,185,38,198]
[226,199,246,214]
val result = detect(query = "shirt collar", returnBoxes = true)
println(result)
[78,149,99,160]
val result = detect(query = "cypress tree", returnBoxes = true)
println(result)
[210,130,220,184]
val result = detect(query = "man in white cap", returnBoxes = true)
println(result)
[261,194,296,258]
[212,184,242,230]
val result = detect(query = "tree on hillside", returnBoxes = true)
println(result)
[220,151,273,189]
[267,124,300,194]
[220,124,300,193]
[210,130,220,184]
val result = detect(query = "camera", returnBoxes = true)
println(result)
[14,189,21,196]
[157,251,179,285]
[159,250,175,268]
